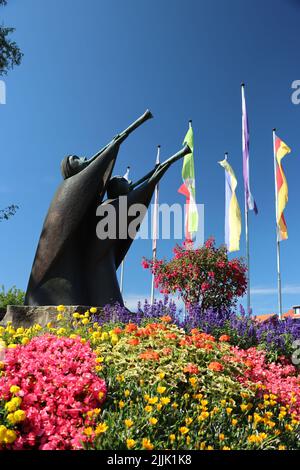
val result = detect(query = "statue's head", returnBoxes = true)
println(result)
[107,176,131,199]
[61,155,88,179]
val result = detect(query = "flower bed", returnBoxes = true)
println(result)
[1,307,300,450]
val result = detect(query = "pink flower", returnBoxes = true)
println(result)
[0,335,107,450]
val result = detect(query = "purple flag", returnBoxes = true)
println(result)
[241,84,258,214]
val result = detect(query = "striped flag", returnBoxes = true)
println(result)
[219,157,241,252]
[274,134,291,241]
[241,85,258,214]
[178,123,198,242]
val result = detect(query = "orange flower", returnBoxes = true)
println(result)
[139,350,160,361]
[125,323,138,333]
[161,315,172,323]
[165,333,177,340]
[208,362,224,372]
[113,327,123,335]
[183,363,200,375]
[128,338,140,346]
[162,347,172,356]
[219,335,230,342]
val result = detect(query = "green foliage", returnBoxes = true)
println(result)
[0,205,19,222]
[0,0,23,76]
[0,285,25,308]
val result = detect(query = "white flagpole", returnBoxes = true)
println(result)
[241,84,251,315]
[150,145,160,305]
[272,128,283,319]
[120,258,125,296]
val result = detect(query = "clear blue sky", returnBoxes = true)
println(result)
[1,0,300,314]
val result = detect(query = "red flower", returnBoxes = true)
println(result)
[128,338,140,346]
[208,361,224,372]
[183,363,200,374]
[142,259,150,269]
[139,350,160,361]
[219,335,230,342]
[125,323,138,333]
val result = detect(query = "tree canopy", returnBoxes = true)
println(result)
[0,0,23,76]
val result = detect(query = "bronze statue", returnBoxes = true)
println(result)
[25,110,190,307]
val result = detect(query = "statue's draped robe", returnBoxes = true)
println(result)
[25,146,171,307]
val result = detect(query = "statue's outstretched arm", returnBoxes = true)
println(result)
[130,144,191,190]
[87,109,153,165]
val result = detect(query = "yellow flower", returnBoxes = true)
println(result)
[56,305,65,312]
[201,399,208,406]
[219,433,225,441]
[81,318,89,325]
[3,429,17,444]
[56,314,63,321]
[198,411,209,421]
[158,372,165,380]
[90,307,97,314]
[285,424,293,432]
[169,434,176,443]
[156,403,163,411]
[220,399,227,406]
[189,377,197,386]
[21,337,30,345]
[149,417,158,425]
[232,418,238,426]
[145,405,153,413]
[111,334,119,345]
[6,413,16,425]
[119,400,125,409]
[95,365,103,372]
[179,426,189,435]
[186,436,191,445]
[240,404,248,412]
[95,422,108,435]
[126,439,136,449]
[124,419,134,428]
[83,427,93,436]
[10,385,20,394]
[13,409,26,423]
[226,407,233,415]
[157,386,166,395]
[172,403,178,409]
[124,389,130,398]
[185,417,193,425]
[73,312,80,319]
[7,344,17,348]
[199,441,206,450]
[0,425,7,442]
[101,332,109,341]
[142,438,154,450]
[98,391,105,400]
[278,445,286,450]
[222,446,231,451]
[207,446,214,450]
[160,397,170,406]
[148,397,158,404]
[5,397,22,412]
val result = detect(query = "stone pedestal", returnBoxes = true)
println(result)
[0,305,96,328]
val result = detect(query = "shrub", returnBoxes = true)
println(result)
[0,285,25,308]
[142,238,247,312]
